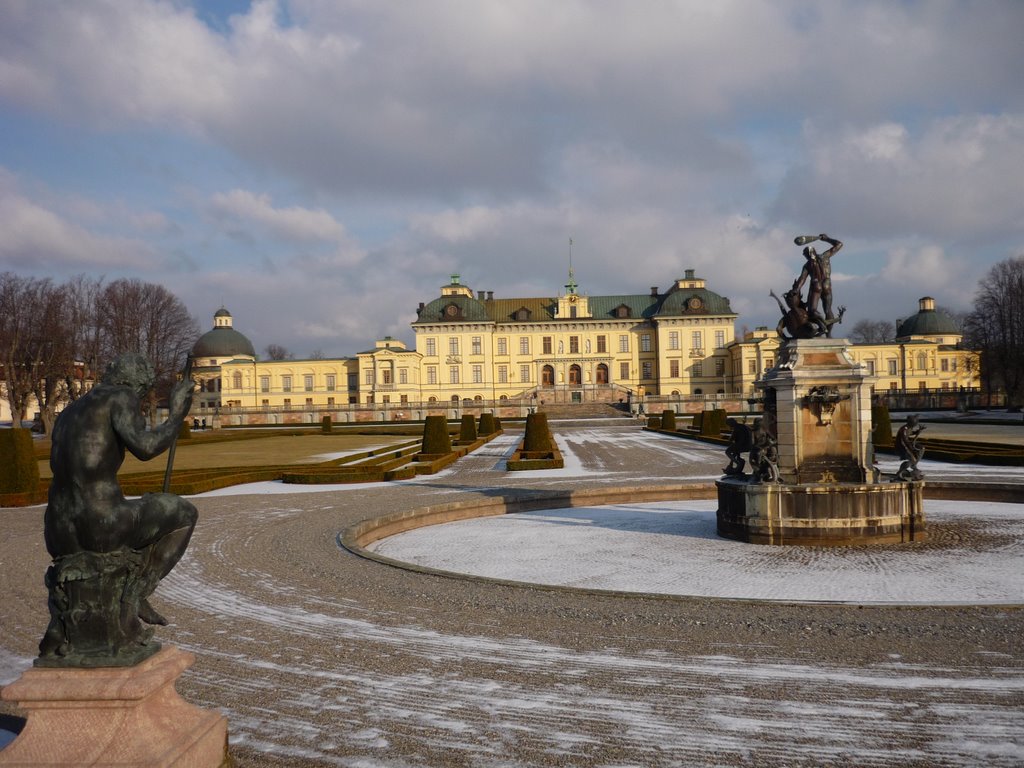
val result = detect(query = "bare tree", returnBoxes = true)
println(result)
[849,319,895,344]
[0,274,42,428]
[265,344,292,360]
[964,256,1024,409]
[309,348,325,360]
[98,279,199,418]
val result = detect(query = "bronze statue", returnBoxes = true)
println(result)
[38,353,196,667]
[793,233,843,337]
[771,288,818,340]
[893,414,926,481]
[748,417,780,484]
[723,418,753,475]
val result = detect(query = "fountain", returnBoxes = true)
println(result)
[717,235,925,545]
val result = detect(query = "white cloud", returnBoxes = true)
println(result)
[210,189,350,243]
[772,114,1024,239]
[0,179,156,270]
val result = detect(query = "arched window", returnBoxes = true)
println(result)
[596,364,609,385]
[232,371,242,390]
[474,395,483,401]
[428,396,437,403]
[542,365,555,387]
[499,394,508,401]
[694,388,703,395]
[569,364,582,387]
[451,395,459,402]
[917,353,927,371]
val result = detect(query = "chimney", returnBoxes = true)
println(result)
[477,290,485,300]
[919,297,936,312]
[684,268,695,280]
[487,291,494,300]
[650,286,659,297]
[417,302,425,314]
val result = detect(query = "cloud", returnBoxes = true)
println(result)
[210,189,349,243]
[0,177,157,270]
[771,114,1024,240]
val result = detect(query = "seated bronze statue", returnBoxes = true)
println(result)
[38,353,196,667]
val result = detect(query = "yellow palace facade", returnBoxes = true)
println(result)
[212,274,980,423]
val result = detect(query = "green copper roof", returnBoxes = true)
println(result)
[896,308,960,339]
[192,326,255,358]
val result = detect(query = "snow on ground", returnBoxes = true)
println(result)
[368,499,1024,605]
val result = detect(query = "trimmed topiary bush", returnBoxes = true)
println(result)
[421,415,452,455]
[871,404,893,448]
[478,412,496,436]
[493,417,503,431]
[459,414,477,442]
[646,416,662,430]
[522,412,554,452]
[178,420,192,440]
[691,412,704,432]
[661,410,677,431]
[700,408,728,437]
[321,415,333,434]
[0,428,40,494]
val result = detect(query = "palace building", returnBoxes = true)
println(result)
[212,273,980,423]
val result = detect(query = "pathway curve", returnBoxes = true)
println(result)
[1,427,1022,767]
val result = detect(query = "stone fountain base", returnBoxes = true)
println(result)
[716,478,925,546]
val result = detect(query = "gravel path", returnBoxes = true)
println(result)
[1,426,1022,767]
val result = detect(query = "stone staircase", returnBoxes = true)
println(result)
[535,402,635,423]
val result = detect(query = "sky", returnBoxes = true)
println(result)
[1,0,1022,358]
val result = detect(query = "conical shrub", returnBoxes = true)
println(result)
[661,410,677,431]
[421,415,452,455]
[522,412,554,452]
[321,415,333,434]
[478,412,496,436]
[459,414,477,442]
[0,428,39,494]
[871,404,893,448]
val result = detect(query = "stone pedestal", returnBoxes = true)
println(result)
[718,338,927,545]
[0,646,228,767]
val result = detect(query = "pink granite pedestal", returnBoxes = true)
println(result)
[0,646,228,767]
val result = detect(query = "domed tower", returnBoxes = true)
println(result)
[191,308,256,414]
[895,297,962,344]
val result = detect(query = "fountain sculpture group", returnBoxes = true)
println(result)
[717,235,927,546]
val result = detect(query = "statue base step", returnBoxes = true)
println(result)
[0,645,228,767]
[717,478,926,546]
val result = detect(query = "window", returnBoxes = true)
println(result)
[620,362,630,379]
[715,358,725,376]
[261,399,269,409]
[304,374,313,391]
[889,382,899,391]
[919,381,927,391]
[327,397,335,406]
[668,331,680,350]
[399,369,408,384]
[305,397,313,408]
[764,358,774,371]
[232,371,242,389]
[519,337,530,355]
[425,338,436,357]
[283,398,291,408]
[640,334,651,352]
[642,361,653,379]
[619,335,629,353]
[520,365,530,382]
[691,331,702,350]
[381,369,392,385]
[497,337,508,356]
[543,336,553,355]
[570,336,579,354]
[715,330,726,349]
[597,335,607,354]
[326,374,336,391]
[364,371,374,385]
[865,360,875,376]
[670,360,680,378]
[282,375,292,392]
[382,395,390,404]
[449,366,459,384]
[748,360,756,374]
[498,365,508,383]
[472,336,482,355]
[427,366,437,385]
[596,364,608,384]
[348,374,358,390]
[917,353,928,371]
[941,358,949,372]
[942,382,950,390]
[888,359,898,376]
[260,376,270,393]
[449,337,459,356]
[693,361,703,377]
[401,395,408,403]
[472,365,483,383]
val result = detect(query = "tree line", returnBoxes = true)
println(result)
[0,273,198,433]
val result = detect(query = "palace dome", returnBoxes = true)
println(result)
[896,297,961,340]
[192,308,256,360]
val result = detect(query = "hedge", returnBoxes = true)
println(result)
[0,429,39,495]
